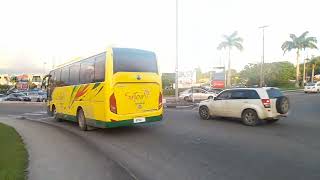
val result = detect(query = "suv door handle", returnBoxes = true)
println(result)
[243,101,249,103]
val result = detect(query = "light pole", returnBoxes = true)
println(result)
[43,62,47,74]
[259,25,269,87]
[175,0,179,102]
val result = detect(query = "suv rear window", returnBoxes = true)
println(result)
[266,88,283,98]
[231,90,260,99]
[113,48,158,73]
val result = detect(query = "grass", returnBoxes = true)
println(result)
[0,123,28,180]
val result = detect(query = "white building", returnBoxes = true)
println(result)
[0,74,10,85]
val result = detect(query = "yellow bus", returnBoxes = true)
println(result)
[44,47,163,131]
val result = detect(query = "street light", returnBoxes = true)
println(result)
[43,62,47,74]
[175,0,179,102]
[259,25,269,87]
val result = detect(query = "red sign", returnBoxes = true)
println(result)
[16,82,29,90]
[211,80,225,88]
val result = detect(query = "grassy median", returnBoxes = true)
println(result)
[0,123,28,180]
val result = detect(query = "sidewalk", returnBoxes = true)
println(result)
[164,96,198,108]
[0,118,134,180]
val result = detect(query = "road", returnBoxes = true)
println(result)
[0,92,320,180]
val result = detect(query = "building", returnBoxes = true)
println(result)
[0,74,10,85]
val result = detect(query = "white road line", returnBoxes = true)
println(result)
[23,113,45,116]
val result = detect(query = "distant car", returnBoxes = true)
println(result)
[207,88,223,94]
[198,87,289,126]
[304,82,320,93]
[4,93,31,101]
[179,88,217,101]
[38,92,47,102]
[23,91,46,102]
[0,94,5,101]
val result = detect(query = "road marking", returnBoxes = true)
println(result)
[23,113,45,116]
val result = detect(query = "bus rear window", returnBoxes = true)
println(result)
[113,48,158,73]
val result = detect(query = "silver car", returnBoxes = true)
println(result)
[179,88,217,101]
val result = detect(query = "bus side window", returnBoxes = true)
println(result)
[94,53,106,82]
[55,69,61,86]
[80,57,94,84]
[61,66,70,86]
[69,63,80,85]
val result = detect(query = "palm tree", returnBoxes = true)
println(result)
[217,31,243,88]
[281,31,317,87]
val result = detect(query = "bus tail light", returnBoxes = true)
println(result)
[110,93,117,114]
[158,92,163,110]
[261,99,271,108]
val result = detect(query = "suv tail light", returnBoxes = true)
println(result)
[158,92,163,110]
[261,99,271,108]
[110,93,117,114]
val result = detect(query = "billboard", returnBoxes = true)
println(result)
[211,70,225,88]
[178,71,196,88]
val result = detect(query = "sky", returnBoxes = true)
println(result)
[0,0,320,75]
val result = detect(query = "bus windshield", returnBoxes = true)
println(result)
[113,48,158,73]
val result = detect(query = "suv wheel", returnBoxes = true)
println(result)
[208,96,213,99]
[199,106,210,120]
[184,96,189,102]
[242,109,260,126]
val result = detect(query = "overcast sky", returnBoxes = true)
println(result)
[1,0,320,74]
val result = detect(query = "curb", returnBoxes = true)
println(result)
[0,101,45,104]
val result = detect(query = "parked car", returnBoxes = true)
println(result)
[4,93,31,101]
[198,87,289,126]
[22,91,46,102]
[0,94,5,101]
[304,82,320,93]
[38,92,47,102]
[179,88,217,101]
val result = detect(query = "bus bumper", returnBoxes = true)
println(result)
[86,115,163,128]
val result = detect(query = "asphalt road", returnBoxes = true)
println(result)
[0,92,320,180]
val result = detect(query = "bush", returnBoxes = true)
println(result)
[0,85,11,94]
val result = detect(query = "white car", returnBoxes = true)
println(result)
[179,88,217,101]
[304,82,320,93]
[198,88,289,126]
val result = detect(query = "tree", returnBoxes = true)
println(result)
[281,31,317,87]
[217,31,243,88]
[240,62,295,87]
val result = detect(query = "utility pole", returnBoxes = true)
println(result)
[312,64,315,83]
[175,0,179,102]
[259,25,269,87]
[43,62,47,75]
[303,56,309,84]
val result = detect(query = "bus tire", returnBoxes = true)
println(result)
[77,108,87,131]
[52,105,62,122]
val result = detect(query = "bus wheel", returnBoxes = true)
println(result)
[52,106,62,122]
[77,109,87,131]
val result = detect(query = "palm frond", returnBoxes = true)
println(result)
[233,37,243,43]
[217,41,229,50]
[305,36,317,43]
[289,34,297,40]
[281,41,295,54]
[299,31,309,39]
[233,42,243,51]
[230,31,238,38]
[217,30,243,51]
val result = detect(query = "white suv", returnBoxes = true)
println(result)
[198,88,289,126]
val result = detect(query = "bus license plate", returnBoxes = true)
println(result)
[134,117,146,123]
